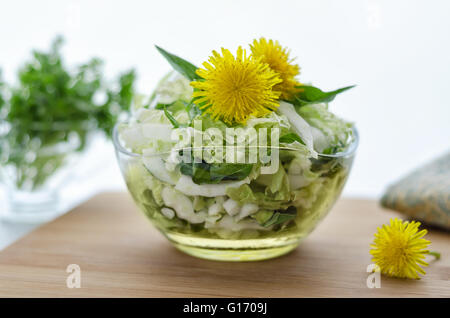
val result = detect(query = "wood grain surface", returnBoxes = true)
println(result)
[0,192,448,297]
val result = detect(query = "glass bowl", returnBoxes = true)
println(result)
[0,127,81,223]
[113,123,358,261]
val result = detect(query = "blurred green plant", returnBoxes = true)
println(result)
[0,36,136,190]
[0,72,4,115]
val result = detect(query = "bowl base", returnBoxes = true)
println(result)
[2,189,61,224]
[172,242,299,262]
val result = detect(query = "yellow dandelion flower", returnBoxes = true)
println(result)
[191,47,281,124]
[250,38,301,100]
[370,218,431,279]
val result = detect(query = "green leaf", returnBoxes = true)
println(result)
[279,132,305,145]
[163,105,182,128]
[210,164,253,182]
[263,206,297,227]
[290,85,355,106]
[186,99,202,121]
[155,102,172,110]
[157,100,190,114]
[155,45,201,81]
[191,163,212,184]
[179,159,253,184]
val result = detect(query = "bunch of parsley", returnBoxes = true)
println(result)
[0,37,136,190]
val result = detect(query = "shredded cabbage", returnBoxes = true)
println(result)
[119,81,354,238]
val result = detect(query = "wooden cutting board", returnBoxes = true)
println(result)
[0,192,448,297]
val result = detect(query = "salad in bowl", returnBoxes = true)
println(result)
[113,38,358,261]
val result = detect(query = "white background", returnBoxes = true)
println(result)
[0,0,449,246]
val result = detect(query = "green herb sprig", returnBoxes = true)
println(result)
[0,36,136,190]
[289,85,355,107]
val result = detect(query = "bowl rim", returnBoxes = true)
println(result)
[112,121,359,159]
